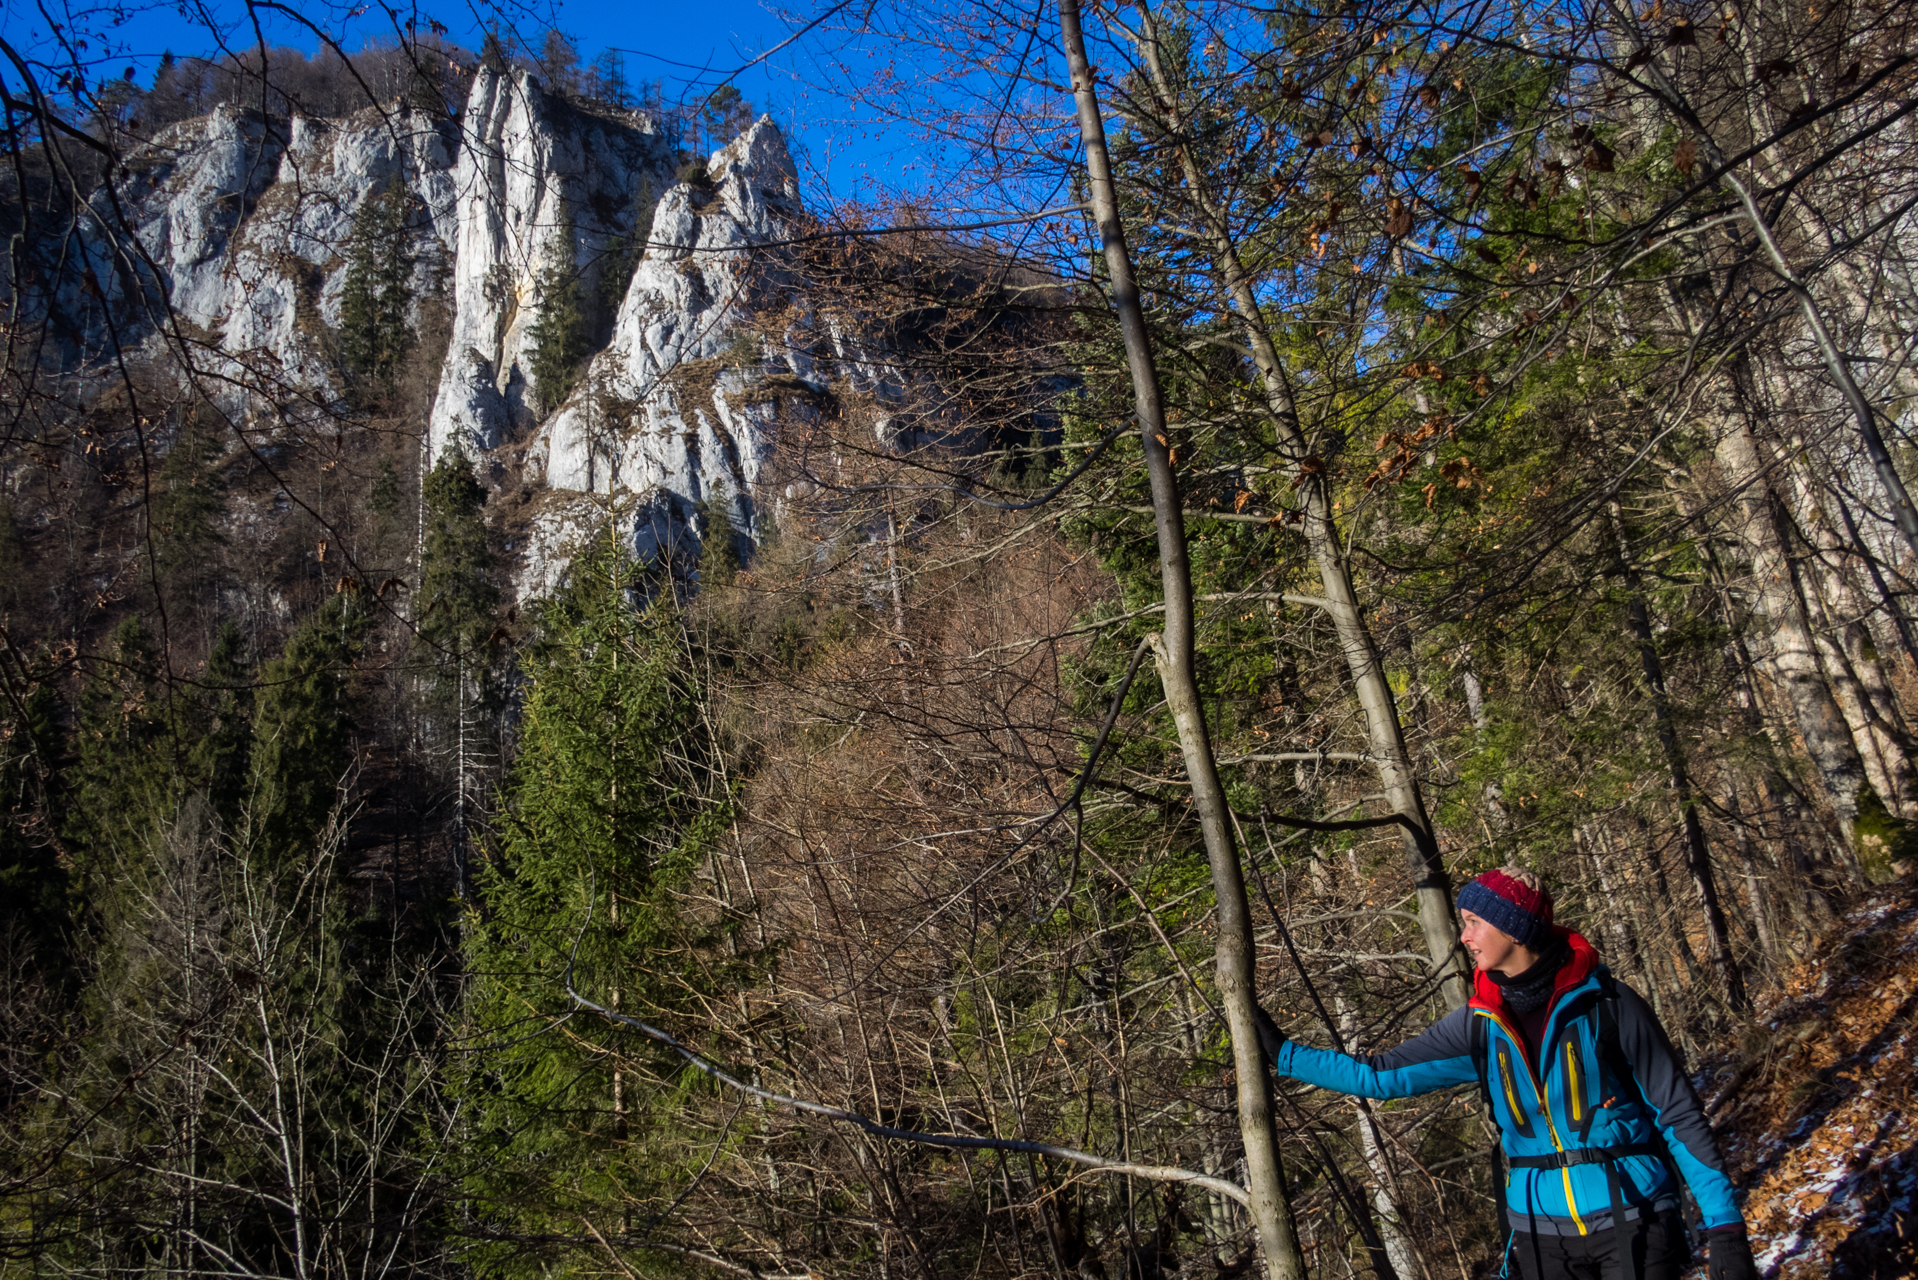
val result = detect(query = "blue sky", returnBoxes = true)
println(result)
[0,0,942,201]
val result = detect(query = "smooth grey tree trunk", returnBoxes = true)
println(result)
[1714,406,1871,849]
[1779,448,1918,818]
[1127,1,1464,1010]
[1058,6,1306,1276]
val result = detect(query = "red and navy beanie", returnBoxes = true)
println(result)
[1457,869,1553,948]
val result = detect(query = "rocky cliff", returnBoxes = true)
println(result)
[60,66,867,600]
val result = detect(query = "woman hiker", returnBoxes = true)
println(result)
[1251,867,1758,1280]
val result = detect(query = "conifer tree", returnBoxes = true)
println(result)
[153,413,226,584]
[0,498,25,614]
[525,207,588,418]
[416,444,500,695]
[455,529,745,1274]
[479,30,509,74]
[415,444,501,895]
[67,619,173,882]
[594,178,653,335]
[539,30,581,98]
[589,48,630,108]
[195,621,253,825]
[0,679,69,977]
[696,496,742,588]
[68,618,256,895]
[337,181,413,395]
[247,598,363,868]
[698,84,753,151]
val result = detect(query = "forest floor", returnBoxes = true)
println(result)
[1696,886,1918,1277]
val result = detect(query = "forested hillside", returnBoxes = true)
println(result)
[3,0,1916,1276]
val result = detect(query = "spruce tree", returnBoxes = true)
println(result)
[153,413,226,581]
[337,181,413,395]
[195,620,253,825]
[247,598,363,868]
[0,498,25,614]
[416,445,500,694]
[479,31,509,74]
[539,30,581,97]
[696,496,741,588]
[594,178,653,334]
[67,619,174,880]
[0,679,69,977]
[455,529,746,1275]
[525,206,588,418]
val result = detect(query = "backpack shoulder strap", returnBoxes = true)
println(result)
[1593,971,1639,1103]
[1470,1008,1494,1113]
[1591,970,1680,1182]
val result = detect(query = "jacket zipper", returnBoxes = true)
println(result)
[1478,1008,1589,1235]
[1565,1039,1583,1125]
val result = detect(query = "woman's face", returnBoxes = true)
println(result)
[1460,908,1524,974]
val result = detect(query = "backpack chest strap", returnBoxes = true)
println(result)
[1506,1141,1664,1170]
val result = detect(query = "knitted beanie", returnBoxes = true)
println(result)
[1456,869,1554,949]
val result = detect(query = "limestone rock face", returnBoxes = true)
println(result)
[44,68,870,602]
[75,105,456,401]
[514,117,807,598]
[427,69,676,461]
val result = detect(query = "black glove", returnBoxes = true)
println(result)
[1249,1002,1287,1062]
[1706,1224,1758,1280]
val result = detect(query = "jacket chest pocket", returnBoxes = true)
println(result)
[1495,1042,1535,1137]
[1562,1034,1599,1138]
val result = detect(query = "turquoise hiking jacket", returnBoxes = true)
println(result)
[1269,930,1742,1237]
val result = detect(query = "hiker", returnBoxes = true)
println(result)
[1251,867,1757,1280]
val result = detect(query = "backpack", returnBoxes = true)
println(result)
[1468,971,1674,1280]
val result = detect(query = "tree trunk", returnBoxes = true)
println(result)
[1780,453,1918,817]
[1713,401,1871,852]
[1128,3,1464,1009]
[1606,503,1746,1011]
[1058,6,1306,1276]
[1336,996,1423,1280]
[1578,825,1645,984]
[1719,767,1777,962]
[1603,0,1918,560]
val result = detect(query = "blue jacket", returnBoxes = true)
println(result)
[1270,930,1742,1236]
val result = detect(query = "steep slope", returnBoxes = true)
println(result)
[1698,890,1918,1277]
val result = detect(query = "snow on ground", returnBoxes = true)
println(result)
[1699,892,1918,1278]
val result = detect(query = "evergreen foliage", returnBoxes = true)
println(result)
[247,598,364,867]
[696,497,742,588]
[416,445,500,694]
[594,177,653,333]
[539,30,581,97]
[479,31,509,74]
[338,180,414,394]
[67,619,174,878]
[456,529,746,1273]
[0,678,69,975]
[199,620,254,823]
[0,498,25,613]
[698,84,754,151]
[154,414,227,577]
[525,206,589,418]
